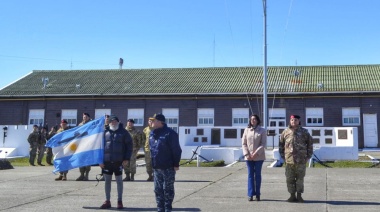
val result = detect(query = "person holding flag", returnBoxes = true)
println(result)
[53,120,71,181]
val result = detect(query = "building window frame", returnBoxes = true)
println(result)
[306,108,324,126]
[232,108,249,126]
[61,109,78,127]
[198,108,214,126]
[342,107,360,126]
[128,109,144,127]
[162,108,179,133]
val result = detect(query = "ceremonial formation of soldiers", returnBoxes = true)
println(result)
[27,113,154,182]
[27,112,312,209]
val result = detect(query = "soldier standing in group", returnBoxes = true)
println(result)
[27,125,40,166]
[99,115,110,181]
[123,119,144,181]
[279,114,313,203]
[36,127,48,166]
[76,113,92,181]
[143,117,154,181]
[55,120,71,181]
[46,126,57,165]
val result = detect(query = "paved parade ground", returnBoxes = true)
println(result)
[1,160,380,212]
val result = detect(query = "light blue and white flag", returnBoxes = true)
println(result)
[46,116,105,173]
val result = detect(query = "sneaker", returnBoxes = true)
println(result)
[100,200,111,209]
[38,163,45,166]
[117,201,123,209]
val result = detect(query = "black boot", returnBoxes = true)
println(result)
[287,193,297,202]
[123,173,131,181]
[297,192,304,203]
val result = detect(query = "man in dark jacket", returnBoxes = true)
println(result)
[99,115,133,210]
[149,113,182,212]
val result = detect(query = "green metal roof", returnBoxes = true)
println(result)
[0,65,379,97]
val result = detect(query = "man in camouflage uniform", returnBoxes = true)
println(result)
[36,127,48,166]
[55,120,70,181]
[76,113,92,181]
[142,117,154,181]
[279,114,313,203]
[27,125,40,166]
[123,119,144,181]
[46,126,58,165]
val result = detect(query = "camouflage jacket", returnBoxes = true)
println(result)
[126,126,143,150]
[279,126,313,164]
[78,119,91,127]
[143,126,153,152]
[27,131,41,145]
[40,132,48,145]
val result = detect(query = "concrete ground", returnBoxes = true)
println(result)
[1,156,380,212]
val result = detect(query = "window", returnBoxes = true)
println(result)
[62,109,78,126]
[269,108,286,128]
[162,108,179,133]
[306,108,323,126]
[95,109,111,119]
[128,109,144,127]
[29,109,45,126]
[232,108,249,126]
[198,108,214,126]
[342,107,360,126]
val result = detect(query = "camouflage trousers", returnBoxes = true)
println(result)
[29,142,37,165]
[37,143,45,164]
[46,147,53,164]
[285,163,306,193]
[144,150,153,175]
[124,148,139,174]
[79,166,91,174]
[154,168,176,212]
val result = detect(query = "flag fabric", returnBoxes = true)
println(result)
[46,116,105,173]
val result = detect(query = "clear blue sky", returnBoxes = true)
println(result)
[1,0,379,88]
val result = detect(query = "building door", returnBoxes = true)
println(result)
[211,128,221,145]
[267,108,286,148]
[363,114,378,148]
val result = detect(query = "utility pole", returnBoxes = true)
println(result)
[262,0,268,130]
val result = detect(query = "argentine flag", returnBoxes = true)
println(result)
[46,116,105,173]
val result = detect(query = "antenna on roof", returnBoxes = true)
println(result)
[293,60,300,76]
[42,77,49,89]
[119,58,124,70]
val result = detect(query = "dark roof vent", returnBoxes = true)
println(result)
[293,70,300,77]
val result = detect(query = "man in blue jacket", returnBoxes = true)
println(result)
[99,115,133,209]
[149,113,182,212]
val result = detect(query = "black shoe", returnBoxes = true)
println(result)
[38,163,45,166]
[248,196,253,201]
[30,163,35,166]
[255,195,261,201]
